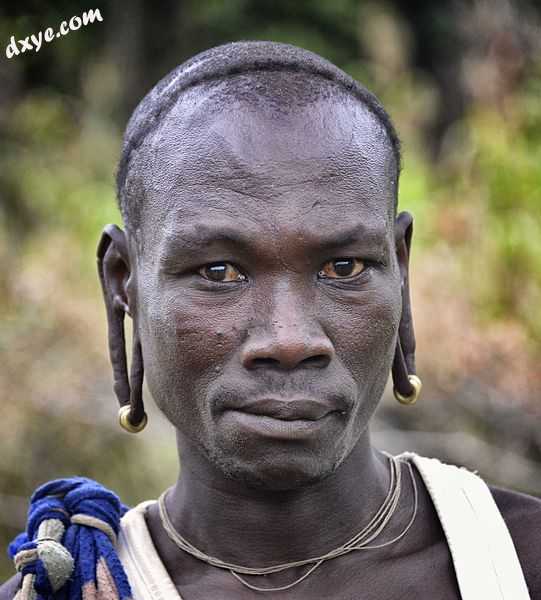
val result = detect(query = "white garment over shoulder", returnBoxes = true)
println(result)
[118,500,183,600]
[403,453,531,600]
[116,453,531,599]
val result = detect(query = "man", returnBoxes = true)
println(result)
[2,41,540,599]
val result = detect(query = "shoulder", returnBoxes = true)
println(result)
[489,484,541,597]
[0,574,21,600]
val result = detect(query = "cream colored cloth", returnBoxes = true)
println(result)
[117,454,531,599]
[403,453,531,600]
[118,500,183,600]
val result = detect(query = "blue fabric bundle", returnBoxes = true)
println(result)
[8,477,133,600]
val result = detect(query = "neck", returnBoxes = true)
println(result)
[163,431,391,566]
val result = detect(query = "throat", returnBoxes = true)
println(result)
[144,444,415,572]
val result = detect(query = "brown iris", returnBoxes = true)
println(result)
[199,262,246,282]
[318,258,365,279]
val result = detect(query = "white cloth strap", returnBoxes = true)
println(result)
[117,501,183,600]
[402,452,531,600]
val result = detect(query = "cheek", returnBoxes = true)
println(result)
[327,281,401,445]
[325,280,401,381]
[137,281,241,400]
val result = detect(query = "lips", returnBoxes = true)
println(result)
[225,397,342,421]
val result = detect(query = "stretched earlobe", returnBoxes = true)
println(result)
[392,212,422,405]
[97,224,147,431]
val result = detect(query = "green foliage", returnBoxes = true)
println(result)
[1,90,121,276]
[430,90,541,343]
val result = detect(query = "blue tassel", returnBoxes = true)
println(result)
[8,477,133,599]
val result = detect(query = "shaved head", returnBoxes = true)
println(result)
[116,41,401,240]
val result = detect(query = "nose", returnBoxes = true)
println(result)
[241,290,334,371]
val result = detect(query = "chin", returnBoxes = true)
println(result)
[207,447,344,492]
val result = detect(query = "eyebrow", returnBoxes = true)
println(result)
[158,222,388,263]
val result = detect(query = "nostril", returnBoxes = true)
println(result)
[301,354,331,369]
[247,354,330,370]
[250,357,282,369]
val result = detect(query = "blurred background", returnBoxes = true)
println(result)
[1,0,540,580]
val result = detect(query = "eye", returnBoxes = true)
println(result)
[198,262,247,283]
[318,258,366,279]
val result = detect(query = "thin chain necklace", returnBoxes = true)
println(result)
[158,453,418,593]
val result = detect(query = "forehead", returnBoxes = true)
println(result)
[134,75,396,253]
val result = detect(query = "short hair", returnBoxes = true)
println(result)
[116,41,401,233]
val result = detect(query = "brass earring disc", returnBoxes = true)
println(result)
[118,405,148,433]
[394,374,422,405]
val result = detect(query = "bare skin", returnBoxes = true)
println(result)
[2,81,540,599]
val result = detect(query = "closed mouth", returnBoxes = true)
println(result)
[225,397,342,421]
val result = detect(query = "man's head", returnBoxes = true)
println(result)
[98,41,415,491]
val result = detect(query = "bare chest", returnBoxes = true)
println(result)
[173,541,461,600]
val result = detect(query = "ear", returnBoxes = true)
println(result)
[392,212,418,396]
[97,224,131,317]
[395,211,416,372]
[395,212,413,289]
[97,225,145,428]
